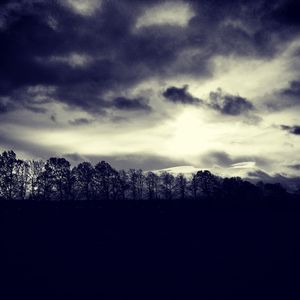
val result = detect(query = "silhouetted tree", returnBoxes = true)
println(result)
[0,151,19,200]
[145,172,160,200]
[136,169,145,200]
[28,160,45,199]
[110,168,123,200]
[128,169,135,200]
[190,173,199,200]
[0,150,292,202]
[196,170,221,198]
[43,157,71,201]
[160,172,175,200]
[175,174,187,200]
[15,159,30,200]
[118,170,130,200]
[72,162,95,200]
[94,161,116,200]
[222,177,261,202]
[222,177,244,199]
[126,169,145,200]
[263,183,287,198]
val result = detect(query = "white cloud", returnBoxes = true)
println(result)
[231,162,256,169]
[136,1,195,29]
[63,0,102,16]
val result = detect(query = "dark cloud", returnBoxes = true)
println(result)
[271,0,300,27]
[281,125,300,135]
[201,151,271,169]
[54,83,107,115]
[280,80,300,99]
[208,88,254,116]
[85,154,187,171]
[0,0,299,115]
[69,118,95,126]
[62,152,187,169]
[112,97,151,111]
[247,169,300,192]
[50,114,56,123]
[266,80,300,111]
[163,85,258,120]
[0,97,15,114]
[163,85,202,105]
[287,164,300,170]
[188,0,300,59]
[0,85,54,114]
[201,151,232,167]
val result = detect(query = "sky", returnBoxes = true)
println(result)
[0,0,300,186]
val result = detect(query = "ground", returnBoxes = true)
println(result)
[1,199,300,299]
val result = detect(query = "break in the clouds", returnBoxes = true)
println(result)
[1,0,300,185]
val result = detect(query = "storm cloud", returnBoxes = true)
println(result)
[0,0,299,114]
[288,164,300,170]
[281,81,300,98]
[281,125,300,135]
[163,85,257,118]
[0,0,300,179]
[208,88,255,116]
[112,97,151,111]
[163,85,202,105]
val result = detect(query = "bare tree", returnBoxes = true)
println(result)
[196,170,220,198]
[94,161,116,200]
[43,157,71,201]
[190,173,199,200]
[72,162,95,200]
[145,172,159,200]
[0,149,288,202]
[15,160,30,200]
[160,172,175,200]
[118,170,129,200]
[0,151,19,200]
[28,160,45,199]
[175,173,187,200]
[128,169,138,200]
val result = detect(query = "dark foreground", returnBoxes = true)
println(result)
[1,198,300,299]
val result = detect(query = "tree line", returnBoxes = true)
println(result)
[0,150,290,201]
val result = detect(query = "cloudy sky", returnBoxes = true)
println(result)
[0,0,300,182]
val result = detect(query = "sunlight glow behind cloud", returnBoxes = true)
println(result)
[1,0,300,182]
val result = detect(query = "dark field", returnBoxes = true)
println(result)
[2,199,300,299]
